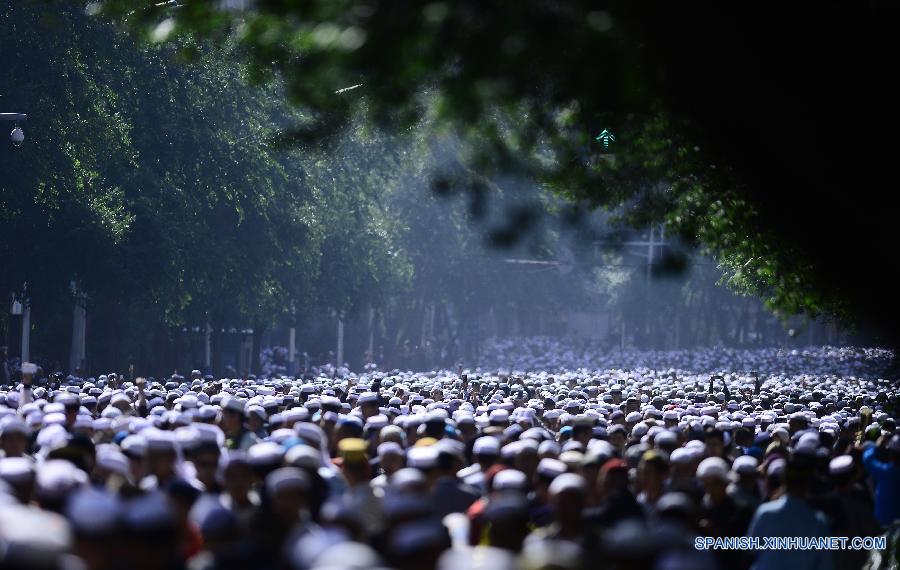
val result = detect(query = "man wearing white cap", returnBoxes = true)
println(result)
[0,456,35,503]
[430,439,480,519]
[471,436,500,471]
[823,454,881,570]
[371,441,405,493]
[466,467,530,546]
[727,455,761,509]
[697,457,754,567]
[220,396,258,451]
[524,473,591,551]
[0,417,31,459]
[457,436,500,492]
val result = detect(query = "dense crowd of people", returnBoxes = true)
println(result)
[0,344,898,570]
[480,338,896,377]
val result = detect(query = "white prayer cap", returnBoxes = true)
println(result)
[246,405,267,421]
[655,430,677,447]
[538,440,560,457]
[0,457,34,485]
[143,428,177,453]
[731,455,758,475]
[377,442,404,458]
[264,429,292,445]
[536,458,567,479]
[473,436,500,456]
[121,434,148,457]
[265,467,309,495]
[282,407,309,423]
[36,459,88,500]
[97,447,130,477]
[669,447,692,465]
[829,455,854,476]
[492,469,529,491]
[101,406,122,419]
[285,445,320,470]
[42,412,67,427]
[406,446,438,469]
[696,457,730,481]
[111,392,131,408]
[221,396,245,414]
[632,422,650,438]
[548,473,586,496]
[390,467,426,491]
[247,441,285,466]
[93,418,112,431]
[794,432,819,455]
[72,415,93,430]
[559,450,584,470]
[489,409,510,424]
[178,394,200,409]
[0,417,28,436]
[36,424,69,451]
[193,423,225,447]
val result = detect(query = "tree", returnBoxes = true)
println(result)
[2,0,432,374]
[1,1,367,373]
[95,0,900,345]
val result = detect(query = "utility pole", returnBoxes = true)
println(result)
[21,299,30,364]
[239,331,253,375]
[367,305,375,358]
[69,281,87,373]
[13,283,31,364]
[336,314,345,370]
[288,302,297,375]
[204,320,212,370]
[645,226,654,345]
[289,327,297,373]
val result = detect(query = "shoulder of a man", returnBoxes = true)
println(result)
[239,430,260,449]
[748,497,784,534]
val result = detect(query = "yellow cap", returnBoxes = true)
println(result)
[338,438,368,463]
[414,437,438,447]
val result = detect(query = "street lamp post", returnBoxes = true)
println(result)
[4,114,30,363]
[0,113,27,146]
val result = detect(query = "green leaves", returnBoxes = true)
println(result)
[86,0,858,329]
